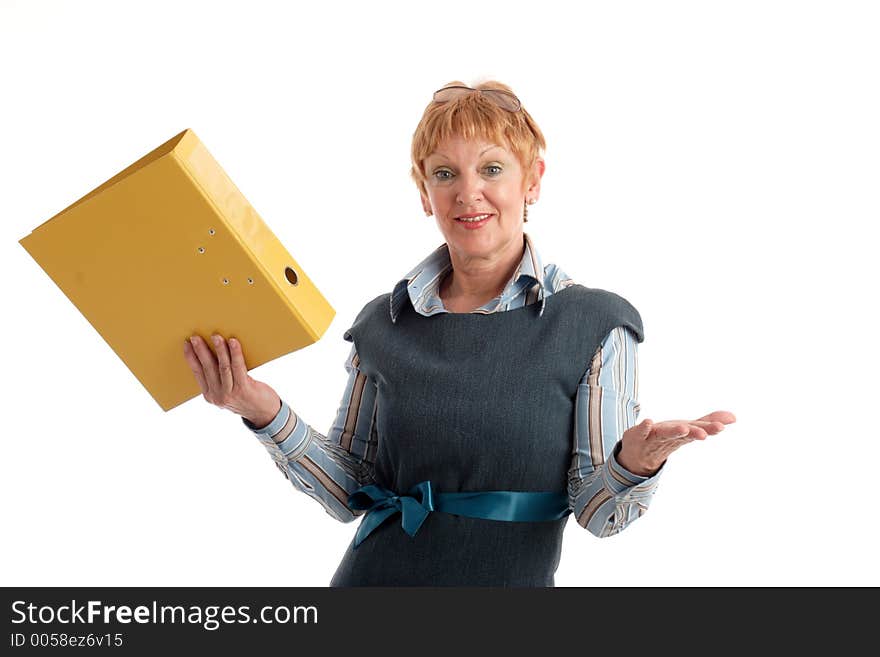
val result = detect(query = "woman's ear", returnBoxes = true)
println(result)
[526,158,546,199]
[420,192,432,217]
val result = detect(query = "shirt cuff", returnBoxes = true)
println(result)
[242,398,287,434]
[242,399,312,465]
[604,441,664,497]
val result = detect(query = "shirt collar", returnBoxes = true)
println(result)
[389,232,547,323]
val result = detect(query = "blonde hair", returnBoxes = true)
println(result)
[410,80,546,198]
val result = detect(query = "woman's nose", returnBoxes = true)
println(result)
[455,171,484,204]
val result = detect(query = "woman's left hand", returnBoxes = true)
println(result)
[616,410,737,477]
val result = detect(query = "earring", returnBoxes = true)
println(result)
[523,198,535,222]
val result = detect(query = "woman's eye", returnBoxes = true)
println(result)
[433,170,453,180]
[484,165,503,175]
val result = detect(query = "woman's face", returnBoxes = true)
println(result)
[420,134,543,263]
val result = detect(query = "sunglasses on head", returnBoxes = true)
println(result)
[432,85,522,112]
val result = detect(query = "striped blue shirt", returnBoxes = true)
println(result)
[243,233,662,537]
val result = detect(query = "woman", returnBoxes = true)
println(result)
[183,80,736,586]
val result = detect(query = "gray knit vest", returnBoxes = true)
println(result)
[329,283,644,587]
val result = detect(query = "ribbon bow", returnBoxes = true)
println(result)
[348,481,435,548]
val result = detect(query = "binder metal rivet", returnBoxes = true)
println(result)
[208,228,215,235]
[284,266,299,286]
[247,278,254,284]
[222,278,229,285]
[198,247,205,253]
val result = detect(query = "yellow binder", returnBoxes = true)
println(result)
[19,128,335,412]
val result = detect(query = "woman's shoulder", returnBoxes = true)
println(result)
[342,291,392,342]
[553,282,645,343]
[559,281,638,310]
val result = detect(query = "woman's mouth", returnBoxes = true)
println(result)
[454,213,492,229]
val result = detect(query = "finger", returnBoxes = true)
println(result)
[649,421,691,439]
[211,334,234,396]
[694,410,737,425]
[189,335,221,396]
[649,421,707,442]
[689,419,726,435]
[228,337,249,384]
[679,425,708,440]
[653,419,721,436]
[183,340,209,396]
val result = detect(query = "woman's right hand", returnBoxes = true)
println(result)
[183,333,281,428]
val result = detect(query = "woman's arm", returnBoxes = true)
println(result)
[243,342,378,523]
[567,326,663,538]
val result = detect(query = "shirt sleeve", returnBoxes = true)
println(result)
[242,342,378,523]
[567,326,664,537]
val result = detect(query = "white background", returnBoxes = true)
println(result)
[2,0,877,587]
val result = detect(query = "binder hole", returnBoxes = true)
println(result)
[247,278,254,284]
[208,228,215,235]
[222,278,229,285]
[197,247,205,254]
[284,267,299,286]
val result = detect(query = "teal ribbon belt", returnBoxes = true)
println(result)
[347,481,570,548]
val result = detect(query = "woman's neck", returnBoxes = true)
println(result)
[440,235,525,311]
